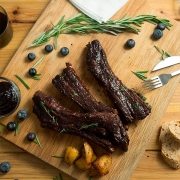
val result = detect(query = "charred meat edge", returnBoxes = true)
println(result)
[32,91,129,152]
[86,40,151,124]
[52,62,117,114]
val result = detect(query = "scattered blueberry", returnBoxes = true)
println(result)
[0,162,11,173]
[17,109,28,121]
[27,52,36,61]
[6,122,17,131]
[125,39,135,48]
[29,68,37,76]
[153,29,163,39]
[45,44,53,52]
[26,132,36,141]
[60,47,69,56]
[157,23,166,31]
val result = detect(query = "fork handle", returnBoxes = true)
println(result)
[171,70,180,76]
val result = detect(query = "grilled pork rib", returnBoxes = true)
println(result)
[86,40,151,124]
[52,63,117,114]
[32,91,129,152]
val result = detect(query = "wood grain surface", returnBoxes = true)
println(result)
[0,0,180,180]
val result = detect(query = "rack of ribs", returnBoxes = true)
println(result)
[32,91,129,153]
[52,62,117,114]
[86,40,151,124]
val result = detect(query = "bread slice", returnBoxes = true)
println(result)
[169,120,180,143]
[159,121,180,169]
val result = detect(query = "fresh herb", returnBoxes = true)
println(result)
[32,56,45,68]
[28,13,172,48]
[53,173,63,180]
[15,75,30,90]
[73,90,78,96]
[135,102,140,108]
[88,177,93,180]
[131,88,147,101]
[132,70,148,81]
[51,155,64,158]
[154,45,172,60]
[27,73,41,80]
[34,134,43,148]
[79,123,98,130]
[0,122,5,134]
[60,128,66,133]
[40,101,57,123]
[14,121,20,136]
[120,85,125,91]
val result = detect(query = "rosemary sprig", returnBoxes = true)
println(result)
[33,134,42,148]
[132,70,148,81]
[51,155,64,158]
[28,13,172,48]
[27,73,41,80]
[53,173,63,180]
[79,123,98,130]
[15,75,30,89]
[0,122,5,134]
[32,56,45,68]
[154,45,172,60]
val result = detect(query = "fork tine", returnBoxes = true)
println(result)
[143,83,163,90]
[142,76,162,90]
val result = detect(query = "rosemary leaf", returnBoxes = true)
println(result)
[15,75,30,90]
[79,123,98,130]
[53,173,63,180]
[52,155,64,158]
[154,45,172,60]
[35,134,42,148]
[132,71,148,81]
[28,13,172,48]
[14,121,20,136]
[32,56,45,68]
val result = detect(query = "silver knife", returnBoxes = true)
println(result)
[152,56,180,71]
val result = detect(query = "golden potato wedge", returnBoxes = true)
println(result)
[64,146,80,165]
[83,142,94,164]
[93,154,112,176]
[75,157,92,170]
[82,142,97,164]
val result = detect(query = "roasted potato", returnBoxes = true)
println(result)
[64,146,80,165]
[83,142,96,164]
[75,157,92,170]
[93,154,112,176]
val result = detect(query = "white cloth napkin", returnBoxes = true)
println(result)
[69,0,128,23]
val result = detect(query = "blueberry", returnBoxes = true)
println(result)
[28,52,36,61]
[153,29,163,39]
[126,39,135,48]
[45,44,53,52]
[6,122,17,131]
[17,109,28,121]
[157,23,166,31]
[29,68,37,76]
[0,162,11,173]
[60,47,69,56]
[26,132,36,141]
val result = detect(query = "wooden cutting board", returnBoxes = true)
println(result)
[1,0,180,179]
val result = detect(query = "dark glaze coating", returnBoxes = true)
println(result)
[0,82,19,115]
[32,91,130,152]
[52,62,117,114]
[86,40,151,124]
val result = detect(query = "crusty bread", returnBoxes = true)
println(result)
[169,120,180,143]
[159,121,180,169]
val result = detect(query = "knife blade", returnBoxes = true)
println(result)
[152,56,180,71]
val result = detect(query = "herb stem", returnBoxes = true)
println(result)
[28,13,172,48]
[15,75,30,90]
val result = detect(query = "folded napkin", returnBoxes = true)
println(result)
[69,0,128,23]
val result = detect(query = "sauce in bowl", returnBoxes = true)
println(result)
[0,77,20,118]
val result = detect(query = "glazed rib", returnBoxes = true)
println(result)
[52,63,117,114]
[86,40,151,124]
[32,91,129,152]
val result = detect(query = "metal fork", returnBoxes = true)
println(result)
[142,70,180,90]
